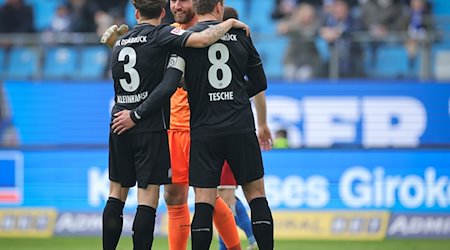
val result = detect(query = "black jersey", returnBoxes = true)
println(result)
[110,23,192,133]
[181,21,263,139]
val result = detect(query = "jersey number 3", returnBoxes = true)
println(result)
[208,43,232,89]
[118,47,140,92]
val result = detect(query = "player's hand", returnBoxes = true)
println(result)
[112,110,135,135]
[100,24,129,48]
[257,123,272,151]
[231,19,251,37]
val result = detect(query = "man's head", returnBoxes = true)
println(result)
[193,0,224,20]
[223,6,238,20]
[5,0,23,7]
[411,0,426,11]
[275,129,287,139]
[332,0,349,21]
[132,0,167,21]
[170,0,196,24]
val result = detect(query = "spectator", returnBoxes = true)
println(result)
[42,4,73,44]
[361,0,408,66]
[320,0,359,21]
[271,0,301,20]
[94,0,128,19]
[278,3,321,80]
[162,2,174,24]
[273,129,289,149]
[0,0,34,33]
[321,0,335,19]
[95,10,115,37]
[66,0,96,33]
[49,5,72,33]
[361,0,407,35]
[0,82,19,147]
[404,0,435,73]
[93,0,128,36]
[320,0,364,78]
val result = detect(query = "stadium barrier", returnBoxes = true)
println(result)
[1,30,449,80]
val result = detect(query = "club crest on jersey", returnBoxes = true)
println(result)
[168,56,177,68]
[170,27,186,36]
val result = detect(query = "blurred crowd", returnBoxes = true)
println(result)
[273,0,436,79]
[0,0,128,36]
[0,0,441,80]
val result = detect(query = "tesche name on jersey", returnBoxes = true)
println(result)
[209,91,234,101]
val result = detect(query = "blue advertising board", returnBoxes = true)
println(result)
[262,150,450,212]
[3,81,113,145]
[0,149,449,213]
[3,80,450,148]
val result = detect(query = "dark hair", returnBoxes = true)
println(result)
[276,129,287,138]
[132,0,167,19]
[223,6,238,20]
[193,0,223,15]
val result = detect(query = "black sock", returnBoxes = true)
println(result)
[249,197,274,250]
[191,203,214,250]
[132,205,156,250]
[102,197,125,250]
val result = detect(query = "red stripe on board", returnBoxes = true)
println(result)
[0,191,20,202]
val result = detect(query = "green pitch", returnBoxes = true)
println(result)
[0,237,450,250]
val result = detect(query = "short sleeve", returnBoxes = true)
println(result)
[155,25,193,49]
[242,33,262,68]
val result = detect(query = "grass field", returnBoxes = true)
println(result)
[0,237,450,250]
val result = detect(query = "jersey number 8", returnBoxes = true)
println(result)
[208,43,232,89]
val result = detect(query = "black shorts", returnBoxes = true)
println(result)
[189,132,264,188]
[109,131,171,188]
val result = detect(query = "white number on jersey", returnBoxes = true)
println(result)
[208,43,232,89]
[118,47,140,92]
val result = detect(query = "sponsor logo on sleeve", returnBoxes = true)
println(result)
[170,27,186,36]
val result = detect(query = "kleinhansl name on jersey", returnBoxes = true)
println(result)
[209,91,233,101]
[115,35,148,47]
[117,91,148,104]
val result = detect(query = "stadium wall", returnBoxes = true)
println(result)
[0,80,449,239]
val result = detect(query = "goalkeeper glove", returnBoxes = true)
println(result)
[100,24,129,48]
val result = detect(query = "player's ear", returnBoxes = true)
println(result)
[161,7,166,19]
[216,1,224,17]
[218,1,224,10]
[135,9,139,21]
[218,3,225,21]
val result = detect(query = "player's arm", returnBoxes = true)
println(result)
[184,18,250,48]
[246,63,271,150]
[130,55,185,123]
[253,90,272,151]
[246,64,267,98]
[111,55,185,135]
